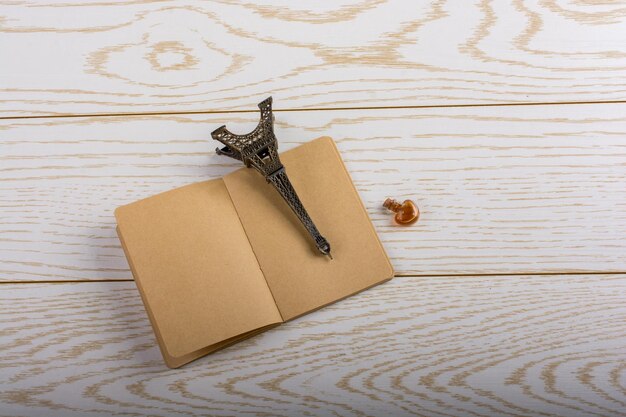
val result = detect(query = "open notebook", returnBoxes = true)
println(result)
[115,136,394,368]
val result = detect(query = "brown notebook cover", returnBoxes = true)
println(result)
[115,136,394,368]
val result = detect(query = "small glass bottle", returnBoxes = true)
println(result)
[383,198,419,225]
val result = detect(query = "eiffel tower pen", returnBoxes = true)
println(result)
[211,97,333,259]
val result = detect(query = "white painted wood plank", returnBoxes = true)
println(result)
[0,275,624,417]
[2,1,626,117]
[2,103,626,280]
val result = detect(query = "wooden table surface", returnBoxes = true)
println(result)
[1,2,625,416]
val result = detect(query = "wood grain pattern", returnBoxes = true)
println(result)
[2,1,626,117]
[3,2,625,415]
[1,275,625,417]
[2,103,626,281]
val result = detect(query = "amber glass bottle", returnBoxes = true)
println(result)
[383,198,419,225]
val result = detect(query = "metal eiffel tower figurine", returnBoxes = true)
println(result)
[211,97,332,259]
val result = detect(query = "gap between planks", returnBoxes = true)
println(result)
[2,271,625,285]
[2,99,626,121]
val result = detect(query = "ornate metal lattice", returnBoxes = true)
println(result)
[211,97,332,258]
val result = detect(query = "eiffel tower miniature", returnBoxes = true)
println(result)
[211,97,332,259]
